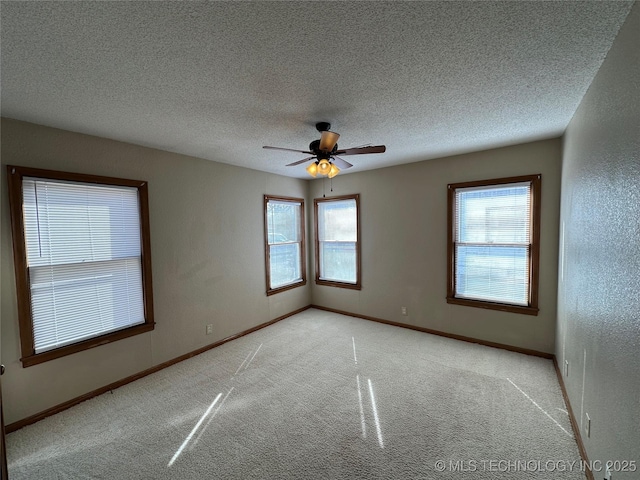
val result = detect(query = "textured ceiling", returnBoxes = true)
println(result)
[1,1,634,178]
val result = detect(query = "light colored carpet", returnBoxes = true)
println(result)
[7,309,585,479]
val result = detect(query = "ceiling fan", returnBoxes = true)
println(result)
[263,122,386,178]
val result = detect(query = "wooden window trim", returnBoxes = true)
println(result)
[446,174,541,316]
[314,194,362,290]
[264,195,306,296]
[7,165,155,367]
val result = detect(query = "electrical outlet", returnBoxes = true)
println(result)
[206,324,213,335]
[585,413,591,438]
[564,359,569,376]
[401,306,407,316]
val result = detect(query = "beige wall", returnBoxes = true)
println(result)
[0,118,310,424]
[558,3,640,477]
[309,138,561,353]
[0,120,563,426]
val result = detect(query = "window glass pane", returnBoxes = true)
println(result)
[264,196,304,293]
[269,243,301,288]
[455,183,530,244]
[455,242,529,305]
[266,201,300,244]
[21,177,146,353]
[317,197,358,285]
[23,178,141,267]
[319,242,357,283]
[318,199,357,242]
[448,176,540,313]
[30,259,145,353]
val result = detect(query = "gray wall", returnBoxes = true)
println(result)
[309,138,562,354]
[0,118,310,424]
[557,3,640,477]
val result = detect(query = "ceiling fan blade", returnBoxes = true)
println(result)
[263,146,313,154]
[332,156,353,169]
[319,131,340,152]
[286,156,315,167]
[334,145,386,156]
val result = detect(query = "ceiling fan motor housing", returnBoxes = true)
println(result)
[309,139,338,157]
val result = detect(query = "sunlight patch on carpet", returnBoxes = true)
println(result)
[507,378,572,437]
[368,379,384,448]
[234,343,263,375]
[168,393,222,467]
[192,387,235,449]
[356,374,367,439]
[352,337,358,365]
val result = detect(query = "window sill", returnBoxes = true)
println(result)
[20,322,155,367]
[446,297,538,316]
[266,279,307,296]
[316,279,362,290]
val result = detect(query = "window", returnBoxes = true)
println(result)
[447,175,541,315]
[7,166,155,367]
[264,195,306,295]
[314,194,361,289]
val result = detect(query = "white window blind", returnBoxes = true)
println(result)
[22,177,145,353]
[266,199,302,289]
[454,182,532,306]
[317,198,357,283]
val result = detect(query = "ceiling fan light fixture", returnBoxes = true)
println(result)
[306,162,318,177]
[328,163,340,178]
[318,158,331,175]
